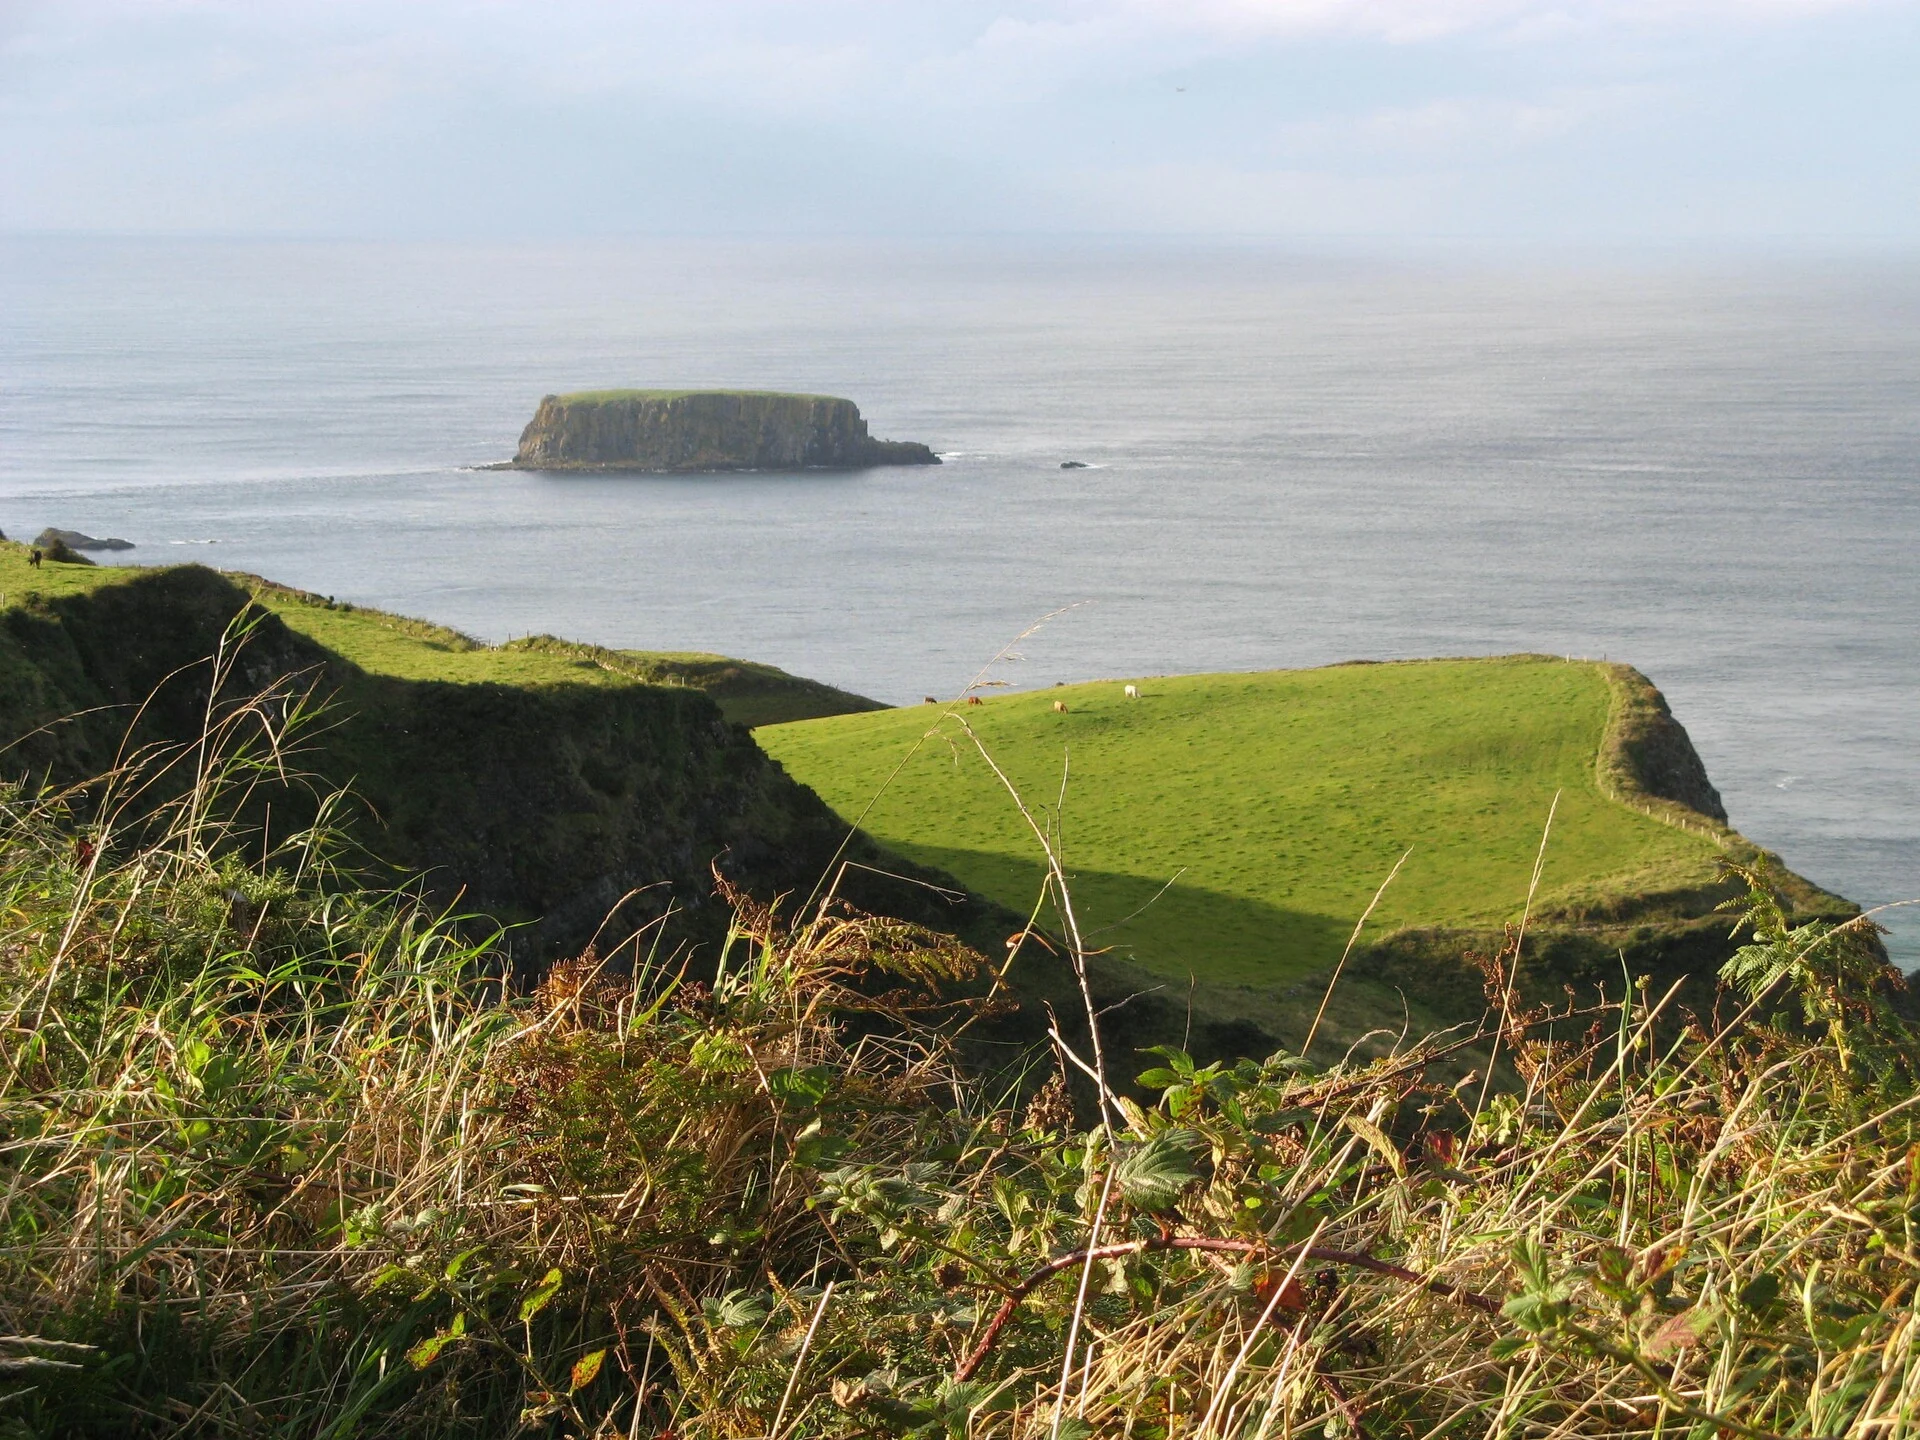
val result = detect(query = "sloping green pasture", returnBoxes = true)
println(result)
[757,660,1726,987]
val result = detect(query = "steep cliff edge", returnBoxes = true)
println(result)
[507,390,940,472]
[1597,663,1728,823]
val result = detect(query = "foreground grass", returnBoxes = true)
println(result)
[2,655,1916,1438]
[758,660,1727,987]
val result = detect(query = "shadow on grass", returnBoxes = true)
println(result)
[868,842,1685,1071]
[868,839,1463,1067]
[875,839,1357,988]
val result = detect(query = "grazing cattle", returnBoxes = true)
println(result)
[1052,700,1069,713]
[966,695,984,706]
[923,695,939,704]
[1123,684,1138,699]
[28,549,42,569]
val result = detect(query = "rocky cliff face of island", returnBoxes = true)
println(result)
[509,390,940,472]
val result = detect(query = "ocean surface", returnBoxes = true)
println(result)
[2,236,1915,966]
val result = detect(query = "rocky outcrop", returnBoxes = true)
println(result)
[1598,665,1729,823]
[35,528,133,552]
[507,390,940,472]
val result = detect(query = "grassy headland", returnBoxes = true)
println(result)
[758,660,1852,1015]
[246,580,884,728]
[0,543,1858,1054]
[0,547,880,728]
[0,547,912,968]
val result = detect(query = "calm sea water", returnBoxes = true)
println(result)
[2,237,1915,966]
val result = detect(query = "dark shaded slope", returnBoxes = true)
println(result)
[1597,663,1728,823]
[0,567,993,967]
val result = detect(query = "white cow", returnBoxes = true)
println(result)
[1123,684,1139,699]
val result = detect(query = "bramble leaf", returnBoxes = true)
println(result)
[1737,1271,1784,1320]
[702,1288,771,1330]
[1114,1129,1203,1213]
[519,1267,563,1324]
[1340,1113,1406,1179]
[570,1348,607,1391]
[406,1313,465,1371]
[768,1066,834,1107]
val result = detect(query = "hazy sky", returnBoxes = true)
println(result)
[3,0,1917,241]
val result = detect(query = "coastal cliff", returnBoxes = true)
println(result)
[508,390,940,472]
[0,564,997,966]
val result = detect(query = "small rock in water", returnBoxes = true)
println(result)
[1059,460,1089,469]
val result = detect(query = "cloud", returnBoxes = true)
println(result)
[1119,0,1889,43]
[1269,85,1656,162]
[0,0,1894,127]
[0,0,1914,238]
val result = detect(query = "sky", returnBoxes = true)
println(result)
[2,0,1918,242]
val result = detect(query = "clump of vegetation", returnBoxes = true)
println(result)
[4,640,1918,1438]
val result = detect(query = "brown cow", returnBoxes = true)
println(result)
[966,695,984,706]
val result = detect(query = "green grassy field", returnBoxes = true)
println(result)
[757,659,1728,987]
[0,547,878,727]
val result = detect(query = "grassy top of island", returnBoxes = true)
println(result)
[758,659,1839,994]
[551,388,843,406]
